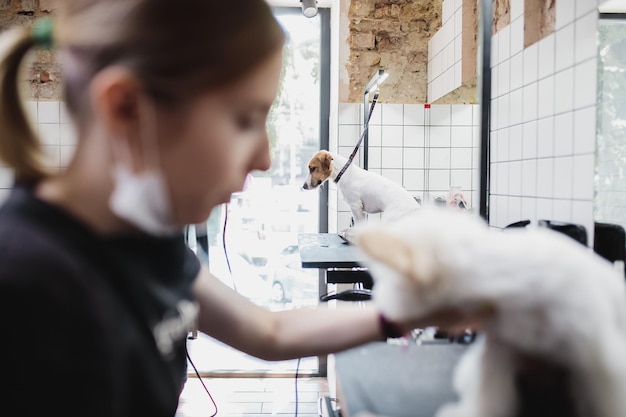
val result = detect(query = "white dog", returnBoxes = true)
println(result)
[354,207,626,417]
[302,150,420,224]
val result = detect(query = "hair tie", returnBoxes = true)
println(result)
[32,17,54,49]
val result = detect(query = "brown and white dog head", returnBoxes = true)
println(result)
[302,150,333,190]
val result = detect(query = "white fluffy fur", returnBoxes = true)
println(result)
[354,207,626,417]
[305,151,420,223]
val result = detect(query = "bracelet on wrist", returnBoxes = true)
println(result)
[378,312,405,339]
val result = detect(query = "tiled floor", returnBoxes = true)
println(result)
[175,376,329,417]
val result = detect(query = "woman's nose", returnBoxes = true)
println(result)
[252,133,271,172]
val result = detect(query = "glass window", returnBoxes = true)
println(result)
[186,7,327,376]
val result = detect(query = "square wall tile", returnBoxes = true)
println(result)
[537,117,555,158]
[554,67,574,114]
[536,158,554,198]
[556,0,575,29]
[403,148,425,169]
[574,59,597,109]
[492,32,500,66]
[537,34,555,79]
[555,23,574,72]
[574,106,596,154]
[522,159,538,196]
[522,120,538,159]
[510,53,523,91]
[368,147,382,169]
[511,0,524,20]
[451,126,473,147]
[368,125,382,147]
[554,112,574,156]
[451,148,472,169]
[430,148,451,169]
[498,94,510,130]
[572,153,595,200]
[496,162,509,194]
[523,43,539,85]
[496,128,510,163]
[451,105,473,125]
[509,161,522,195]
[429,170,450,190]
[572,200,594,234]
[575,11,598,64]
[381,168,403,186]
[509,88,523,127]
[338,146,360,161]
[536,198,554,221]
[381,147,403,169]
[450,169,473,191]
[369,103,382,125]
[490,163,499,194]
[498,60,510,96]
[576,0,597,18]
[509,125,523,161]
[38,101,60,124]
[552,199,573,223]
[403,169,425,191]
[338,103,361,124]
[404,104,425,125]
[338,125,360,147]
[537,76,555,119]
[499,25,511,62]
[521,197,537,223]
[522,82,538,123]
[553,155,574,200]
[508,197,523,225]
[38,123,60,146]
[430,105,451,125]
[404,126,425,147]
[511,17,524,55]
[381,125,403,147]
[429,126,451,147]
[382,104,404,125]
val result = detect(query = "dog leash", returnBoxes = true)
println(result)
[334,92,379,183]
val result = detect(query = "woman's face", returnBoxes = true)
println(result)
[155,50,283,224]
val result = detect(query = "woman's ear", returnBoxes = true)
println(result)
[89,67,143,166]
[90,67,142,132]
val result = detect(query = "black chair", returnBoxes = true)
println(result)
[538,220,588,246]
[594,222,626,276]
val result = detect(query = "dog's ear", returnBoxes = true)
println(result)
[356,230,436,287]
[320,152,333,173]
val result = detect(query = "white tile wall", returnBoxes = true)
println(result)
[427,0,465,102]
[330,103,479,232]
[488,0,598,242]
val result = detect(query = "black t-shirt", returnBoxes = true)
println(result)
[0,186,201,416]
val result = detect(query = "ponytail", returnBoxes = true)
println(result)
[0,26,51,181]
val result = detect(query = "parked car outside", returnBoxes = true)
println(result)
[206,246,273,307]
[269,247,318,306]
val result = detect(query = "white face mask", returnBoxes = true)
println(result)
[108,97,181,237]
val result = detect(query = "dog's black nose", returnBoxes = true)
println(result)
[302,182,309,190]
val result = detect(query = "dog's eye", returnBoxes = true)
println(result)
[309,166,316,174]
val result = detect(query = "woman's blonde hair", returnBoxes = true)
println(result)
[0,0,286,181]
